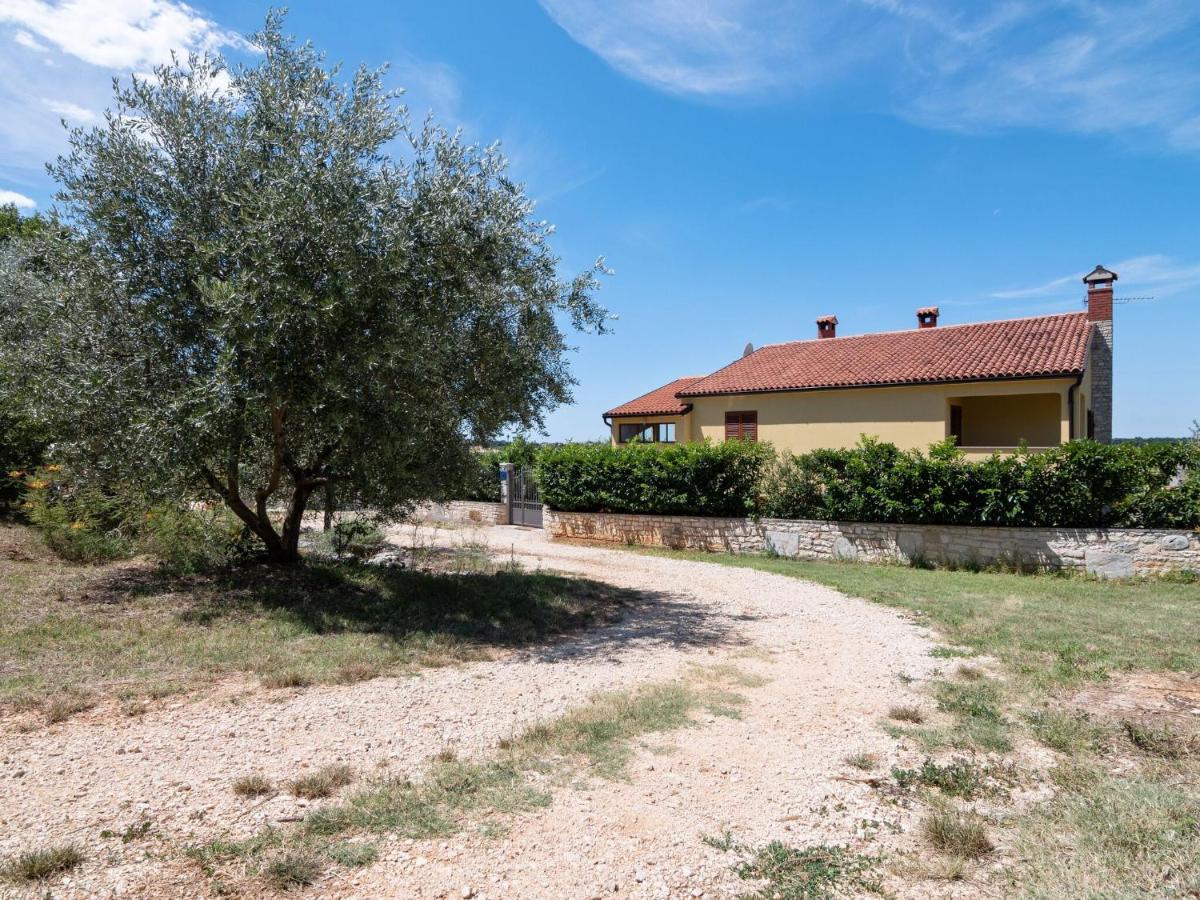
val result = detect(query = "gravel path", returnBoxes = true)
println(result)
[0,525,943,898]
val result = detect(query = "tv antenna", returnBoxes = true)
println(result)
[1113,295,1155,305]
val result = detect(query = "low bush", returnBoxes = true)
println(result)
[536,440,771,517]
[20,465,132,562]
[20,465,251,568]
[314,518,386,560]
[0,408,48,517]
[139,503,253,573]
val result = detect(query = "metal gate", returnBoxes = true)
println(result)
[511,467,542,528]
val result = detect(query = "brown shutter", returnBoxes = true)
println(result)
[724,411,758,442]
[725,413,739,441]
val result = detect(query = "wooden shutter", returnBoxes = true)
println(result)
[724,411,758,442]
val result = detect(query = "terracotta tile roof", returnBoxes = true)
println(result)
[678,312,1092,397]
[606,377,705,417]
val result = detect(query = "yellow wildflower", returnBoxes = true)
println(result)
[44,464,62,473]
[27,479,49,490]
[7,470,22,479]
[70,521,85,530]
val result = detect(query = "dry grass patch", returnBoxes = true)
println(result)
[333,662,379,684]
[289,764,355,800]
[1122,720,1199,760]
[888,704,926,724]
[0,523,636,713]
[1,844,85,882]
[233,774,274,798]
[265,850,322,889]
[844,752,879,771]
[43,691,95,724]
[261,670,311,690]
[921,807,993,859]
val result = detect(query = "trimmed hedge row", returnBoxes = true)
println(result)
[536,440,772,517]
[762,438,1200,528]
[534,438,1200,529]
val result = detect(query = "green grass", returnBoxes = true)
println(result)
[1016,776,1200,897]
[635,548,1200,692]
[0,523,634,714]
[631,546,1200,895]
[729,840,880,899]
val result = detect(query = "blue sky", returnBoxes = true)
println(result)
[2,1,1198,440]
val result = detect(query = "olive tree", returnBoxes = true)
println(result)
[0,15,608,562]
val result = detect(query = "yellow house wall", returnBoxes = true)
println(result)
[608,413,691,446]
[686,378,1078,455]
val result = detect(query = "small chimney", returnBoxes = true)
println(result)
[916,306,939,328]
[1082,265,1117,444]
[816,315,838,339]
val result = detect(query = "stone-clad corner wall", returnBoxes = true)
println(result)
[410,501,506,527]
[543,509,1200,578]
[544,509,763,553]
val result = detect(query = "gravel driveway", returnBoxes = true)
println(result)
[1,524,941,898]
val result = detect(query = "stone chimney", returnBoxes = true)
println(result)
[816,315,838,339]
[1083,265,1116,443]
[916,307,939,328]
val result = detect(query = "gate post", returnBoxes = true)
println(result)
[499,462,514,525]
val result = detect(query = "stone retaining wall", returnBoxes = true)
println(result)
[543,509,1200,577]
[410,500,506,527]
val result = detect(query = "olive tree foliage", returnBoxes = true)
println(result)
[0,15,608,562]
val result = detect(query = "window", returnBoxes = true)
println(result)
[1087,410,1095,440]
[618,423,643,443]
[724,411,757,442]
[949,405,963,446]
[618,422,676,443]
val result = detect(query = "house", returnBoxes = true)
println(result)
[604,266,1116,458]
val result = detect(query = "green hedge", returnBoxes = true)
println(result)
[459,438,542,502]
[762,438,1200,528]
[535,440,772,517]
[535,438,1200,529]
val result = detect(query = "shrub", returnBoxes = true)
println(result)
[138,503,253,573]
[316,518,386,559]
[536,440,772,517]
[21,465,132,563]
[0,408,48,517]
[761,438,1200,529]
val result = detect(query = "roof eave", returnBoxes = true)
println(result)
[677,371,1085,399]
[605,404,694,418]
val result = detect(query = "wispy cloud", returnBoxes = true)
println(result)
[42,97,99,123]
[539,0,1200,151]
[992,255,1200,302]
[13,29,47,52]
[391,54,463,122]
[0,189,37,208]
